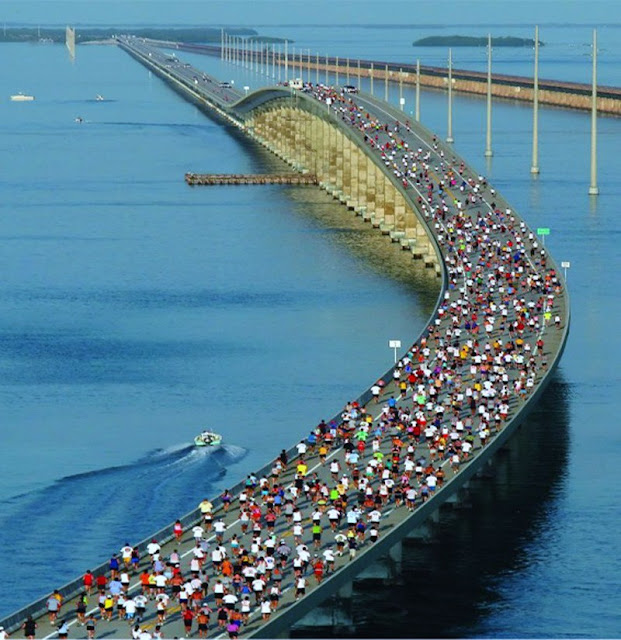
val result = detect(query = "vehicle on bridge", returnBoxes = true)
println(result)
[287,78,304,90]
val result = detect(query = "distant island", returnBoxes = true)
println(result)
[0,26,259,44]
[413,35,543,47]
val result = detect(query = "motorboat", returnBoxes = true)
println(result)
[75,117,83,123]
[95,94,104,101]
[10,93,35,102]
[194,430,223,447]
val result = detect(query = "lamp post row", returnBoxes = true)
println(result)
[219,27,599,192]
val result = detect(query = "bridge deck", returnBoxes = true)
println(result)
[3,36,569,640]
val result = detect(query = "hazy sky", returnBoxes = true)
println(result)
[2,0,617,26]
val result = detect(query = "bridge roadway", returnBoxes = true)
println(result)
[143,37,621,112]
[3,36,569,639]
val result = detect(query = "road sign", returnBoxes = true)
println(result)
[537,227,550,235]
[389,339,401,364]
[561,261,571,268]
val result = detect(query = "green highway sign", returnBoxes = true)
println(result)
[537,227,550,235]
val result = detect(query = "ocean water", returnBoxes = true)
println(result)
[0,42,436,614]
[1,15,620,638]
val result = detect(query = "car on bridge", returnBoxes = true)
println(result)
[343,84,359,94]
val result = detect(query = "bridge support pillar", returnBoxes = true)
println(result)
[381,182,395,234]
[335,130,344,194]
[406,521,435,543]
[389,540,403,565]
[372,167,385,226]
[364,159,375,220]
[280,107,290,161]
[303,111,313,171]
[329,123,338,192]
[356,147,368,212]
[348,142,361,210]
[293,110,303,171]
[311,113,321,178]
[391,190,407,241]
[319,118,331,187]
[342,135,352,206]
[338,580,353,599]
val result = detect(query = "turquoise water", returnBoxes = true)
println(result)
[1,20,620,638]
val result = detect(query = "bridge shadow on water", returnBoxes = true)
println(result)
[292,373,571,638]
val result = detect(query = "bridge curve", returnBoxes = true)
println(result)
[1,36,569,639]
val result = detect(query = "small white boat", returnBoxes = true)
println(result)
[194,430,223,447]
[95,94,104,101]
[10,93,35,102]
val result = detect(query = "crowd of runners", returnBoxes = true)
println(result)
[12,78,565,640]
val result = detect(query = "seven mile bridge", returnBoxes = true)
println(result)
[1,35,569,640]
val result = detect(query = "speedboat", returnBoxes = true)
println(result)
[10,93,35,102]
[194,430,223,447]
[95,94,104,101]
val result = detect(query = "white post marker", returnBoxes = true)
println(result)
[537,227,550,247]
[561,260,571,281]
[244,86,250,96]
[389,339,402,364]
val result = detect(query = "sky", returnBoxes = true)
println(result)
[1,0,617,27]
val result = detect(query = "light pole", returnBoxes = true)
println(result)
[415,58,420,122]
[447,48,454,143]
[316,52,319,85]
[589,28,599,196]
[385,63,389,101]
[531,25,540,174]
[485,33,493,157]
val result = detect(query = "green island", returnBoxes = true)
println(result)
[0,26,268,44]
[413,35,542,47]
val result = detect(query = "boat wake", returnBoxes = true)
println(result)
[0,443,246,613]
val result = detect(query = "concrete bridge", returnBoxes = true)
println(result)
[1,35,569,639]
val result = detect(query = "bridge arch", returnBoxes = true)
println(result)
[230,89,442,273]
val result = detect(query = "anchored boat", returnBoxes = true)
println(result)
[194,430,223,447]
[10,93,35,102]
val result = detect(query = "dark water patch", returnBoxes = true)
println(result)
[0,332,239,361]
[0,288,304,309]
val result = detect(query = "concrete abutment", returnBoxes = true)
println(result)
[245,104,441,274]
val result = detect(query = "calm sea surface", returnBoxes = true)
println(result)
[0,18,619,638]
